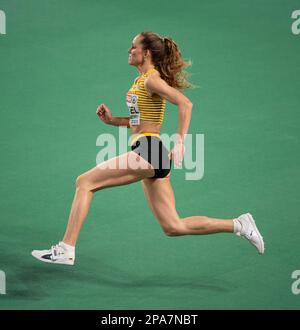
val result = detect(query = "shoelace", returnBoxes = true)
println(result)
[238,220,253,240]
[237,217,265,253]
[243,233,253,241]
[50,244,65,261]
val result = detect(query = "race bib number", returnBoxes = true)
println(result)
[127,94,140,126]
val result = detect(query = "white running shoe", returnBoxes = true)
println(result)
[31,242,75,265]
[235,213,265,254]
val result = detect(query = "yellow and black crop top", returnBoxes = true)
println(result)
[126,68,166,126]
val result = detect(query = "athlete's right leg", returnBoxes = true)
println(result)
[62,151,155,246]
[31,151,155,265]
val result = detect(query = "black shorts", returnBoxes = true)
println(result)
[130,135,172,179]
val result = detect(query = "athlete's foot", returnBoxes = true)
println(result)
[233,213,265,254]
[31,241,75,265]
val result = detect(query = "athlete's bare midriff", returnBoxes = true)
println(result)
[130,119,162,136]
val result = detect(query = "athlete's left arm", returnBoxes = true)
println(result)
[145,75,193,143]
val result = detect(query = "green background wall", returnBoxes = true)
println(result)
[0,0,300,309]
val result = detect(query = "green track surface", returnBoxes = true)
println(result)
[0,0,300,309]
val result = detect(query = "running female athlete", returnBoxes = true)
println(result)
[32,32,264,265]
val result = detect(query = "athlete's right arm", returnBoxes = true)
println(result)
[96,103,130,128]
[110,117,130,128]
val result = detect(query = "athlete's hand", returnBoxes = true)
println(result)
[96,103,114,125]
[168,140,185,168]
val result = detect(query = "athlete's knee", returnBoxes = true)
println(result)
[76,174,92,191]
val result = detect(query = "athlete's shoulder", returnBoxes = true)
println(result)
[145,74,191,105]
[144,72,169,96]
[144,68,166,84]
[146,68,161,79]
[144,73,163,97]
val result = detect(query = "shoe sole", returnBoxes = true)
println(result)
[245,213,265,254]
[31,251,74,265]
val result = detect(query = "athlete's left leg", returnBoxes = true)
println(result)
[141,176,264,254]
[141,176,233,236]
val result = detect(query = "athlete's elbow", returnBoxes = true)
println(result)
[179,100,193,111]
[186,100,193,109]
